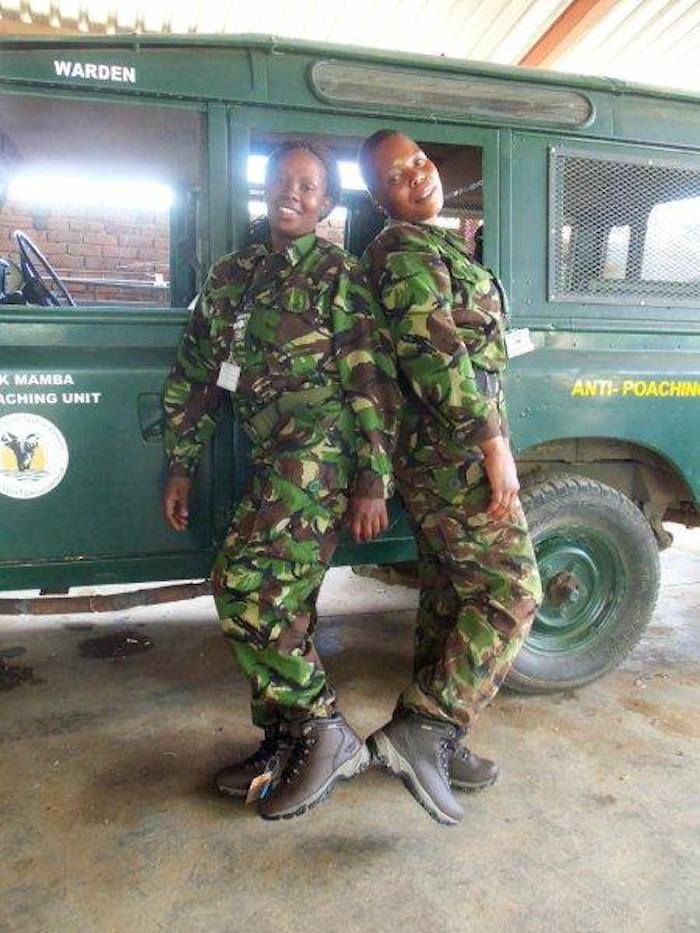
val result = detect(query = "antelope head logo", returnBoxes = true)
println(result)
[1,432,40,471]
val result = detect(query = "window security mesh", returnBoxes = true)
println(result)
[550,151,700,305]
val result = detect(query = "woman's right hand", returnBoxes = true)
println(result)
[480,435,520,522]
[162,475,193,531]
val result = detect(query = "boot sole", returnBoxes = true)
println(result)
[368,732,460,827]
[452,773,499,793]
[258,743,371,821]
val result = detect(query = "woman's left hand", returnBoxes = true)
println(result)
[346,497,389,543]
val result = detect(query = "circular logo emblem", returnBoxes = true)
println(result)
[0,413,69,499]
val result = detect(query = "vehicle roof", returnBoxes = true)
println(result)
[2,32,700,108]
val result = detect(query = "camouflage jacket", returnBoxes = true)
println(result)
[363,221,506,447]
[163,232,399,499]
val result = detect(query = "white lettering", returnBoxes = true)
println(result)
[0,375,8,386]
[53,59,136,84]
[14,373,74,387]
[61,392,101,404]
[0,392,58,405]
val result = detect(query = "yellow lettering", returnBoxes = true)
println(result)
[572,377,700,399]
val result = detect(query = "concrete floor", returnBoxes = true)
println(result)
[1,528,699,933]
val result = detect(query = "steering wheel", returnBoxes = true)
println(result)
[15,230,76,307]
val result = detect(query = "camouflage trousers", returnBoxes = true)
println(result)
[211,437,352,728]
[395,439,542,730]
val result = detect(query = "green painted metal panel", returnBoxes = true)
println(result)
[504,344,700,498]
[508,131,700,502]
[0,310,217,583]
[7,36,700,145]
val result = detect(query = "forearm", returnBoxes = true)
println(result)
[333,268,400,500]
[162,286,228,476]
[163,371,224,476]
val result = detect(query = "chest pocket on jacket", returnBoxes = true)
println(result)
[445,255,503,356]
[267,282,333,375]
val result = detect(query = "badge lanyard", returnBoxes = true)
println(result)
[217,250,290,392]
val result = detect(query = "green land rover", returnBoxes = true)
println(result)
[1,35,698,693]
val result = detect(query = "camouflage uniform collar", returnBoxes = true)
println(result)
[416,221,458,242]
[383,218,465,252]
[384,218,449,238]
[264,232,318,266]
[417,220,467,253]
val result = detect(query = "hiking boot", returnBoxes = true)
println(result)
[257,714,370,821]
[368,710,464,826]
[449,742,499,792]
[214,724,292,798]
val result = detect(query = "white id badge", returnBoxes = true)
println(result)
[217,360,241,392]
[505,328,535,359]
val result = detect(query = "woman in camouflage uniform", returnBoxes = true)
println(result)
[162,140,399,820]
[360,130,542,826]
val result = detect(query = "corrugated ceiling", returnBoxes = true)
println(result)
[0,0,699,93]
[553,0,700,92]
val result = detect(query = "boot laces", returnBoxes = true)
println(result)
[437,724,465,777]
[283,734,317,785]
[246,729,282,770]
[450,742,472,764]
[438,739,452,779]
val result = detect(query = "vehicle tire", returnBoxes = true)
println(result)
[506,473,660,694]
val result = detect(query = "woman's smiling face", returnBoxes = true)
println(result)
[265,148,332,241]
[368,133,444,223]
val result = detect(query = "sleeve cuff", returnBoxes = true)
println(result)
[167,459,196,479]
[459,405,502,447]
[352,470,392,500]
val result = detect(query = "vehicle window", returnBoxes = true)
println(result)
[643,196,700,282]
[245,132,483,259]
[604,225,630,281]
[0,94,203,309]
[551,150,700,305]
[422,141,484,259]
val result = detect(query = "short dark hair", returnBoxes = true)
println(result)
[358,129,403,191]
[265,138,342,208]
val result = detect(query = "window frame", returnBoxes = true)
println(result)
[0,84,208,313]
[227,104,500,270]
[548,144,700,309]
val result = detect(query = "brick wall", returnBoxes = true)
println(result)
[0,202,170,305]
[1,200,390,306]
